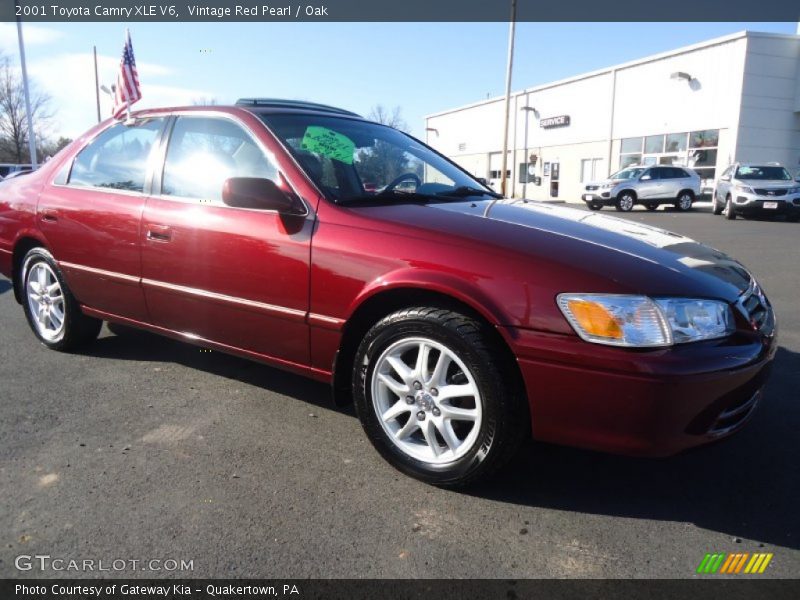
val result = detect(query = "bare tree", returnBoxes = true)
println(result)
[0,54,53,163]
[368,105,409,133]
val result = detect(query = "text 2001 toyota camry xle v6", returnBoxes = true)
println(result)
[0,100,776,486]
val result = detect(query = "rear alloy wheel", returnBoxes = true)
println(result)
[645,203,659,211]
[616,192,635,212]
[724,196,736,220]
[21,247,102,351]
[675,191,694,211]
[353,307,528,487]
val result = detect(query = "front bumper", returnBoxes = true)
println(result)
[505,325,777,457]
[582,190,615,205]
[731,194,800,216]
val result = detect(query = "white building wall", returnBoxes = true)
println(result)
[736,34,800,171]
[426,31,800,202]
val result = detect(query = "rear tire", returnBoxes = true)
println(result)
[352,307,528,487]
[724,196,736,220]
[675,191,694,211]
[20,247,102,351]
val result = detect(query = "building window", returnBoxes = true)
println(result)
[489,170,510,179]
[644,135,665,154]
[458,143,466,151]
[620,137,643,153]
[620,154,642,169]
[688,129,719,182]
[665,133,687,153]
[580,158,604,182]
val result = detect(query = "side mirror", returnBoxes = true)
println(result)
[720,176,731,182]
[222,177,305,215]
[640,174,652,181]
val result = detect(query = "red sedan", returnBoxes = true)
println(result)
[0,100,776,486]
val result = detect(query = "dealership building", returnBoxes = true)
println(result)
[425,30,800,202]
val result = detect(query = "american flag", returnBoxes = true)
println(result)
[112,29,141,119]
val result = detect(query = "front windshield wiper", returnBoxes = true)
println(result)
[435,186,503,199]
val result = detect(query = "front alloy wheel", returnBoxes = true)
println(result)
[616,193,635,212]
[353,307,528,487]
[371,337,482,464]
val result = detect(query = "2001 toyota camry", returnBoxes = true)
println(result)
[0,99,776,486]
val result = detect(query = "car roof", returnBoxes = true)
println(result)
[235,98,361,117]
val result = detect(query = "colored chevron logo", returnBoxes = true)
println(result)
[696,552,773,574]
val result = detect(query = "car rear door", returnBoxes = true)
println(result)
[36,117,167,321]
[140,114,314,366]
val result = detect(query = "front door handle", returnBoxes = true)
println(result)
[40,209,58,223]
[146,224,172,242]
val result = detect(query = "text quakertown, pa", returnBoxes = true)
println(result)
[16,584,301,596]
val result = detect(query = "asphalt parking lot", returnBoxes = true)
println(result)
[1,201,798,579]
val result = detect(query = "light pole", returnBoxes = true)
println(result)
[520,102,537,199]
[499,0,516,197]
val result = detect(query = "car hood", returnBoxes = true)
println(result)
[372,199,754,302]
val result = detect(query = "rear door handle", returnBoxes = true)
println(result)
[40,209,58,223]
[146,225,172,242]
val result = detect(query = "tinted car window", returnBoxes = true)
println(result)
[162,116,278,204]
[642,169,659,180]
[68,118,164,192]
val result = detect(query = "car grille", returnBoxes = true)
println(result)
[754,188,787,197]
[585,185,599,191]
[708,389,761,437]
[738,279,772,332]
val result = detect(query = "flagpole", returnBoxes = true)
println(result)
[15,12,38,168]
[93,46,101,123]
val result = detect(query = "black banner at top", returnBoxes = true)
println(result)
[3,0,800,22]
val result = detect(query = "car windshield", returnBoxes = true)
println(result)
[735,166,791,181]
[610,168,646,180]
[259,113,495,203]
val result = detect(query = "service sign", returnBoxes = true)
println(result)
[540,115,571,129]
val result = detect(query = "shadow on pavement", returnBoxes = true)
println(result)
[0,279,11,295]
[83,323,798,550]
[475,344,800,551]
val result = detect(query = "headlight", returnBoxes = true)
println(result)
[735,184,754,194]
[601,182,614,189]
[789,186,800,194]
[557,294,734,347]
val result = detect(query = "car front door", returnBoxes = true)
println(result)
[637,168,661,199]
[140,114,315,366]
[36,117,167,321]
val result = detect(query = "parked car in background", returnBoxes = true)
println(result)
[582,165,702,212]
[0,163,34,179]
[1,170,32,181]
[713,163,800,222]
[0,100,776,486]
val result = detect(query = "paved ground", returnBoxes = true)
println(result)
[1,202,798,579]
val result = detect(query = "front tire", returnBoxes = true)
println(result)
[724,196,736,220]
[712,195,723,215]
[587,202,602,211]
[21,247,102,351]
[616,192,635,212]
[645,203,659,211]
[352,307,528,487]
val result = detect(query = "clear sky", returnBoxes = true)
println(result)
[0,21,796,140]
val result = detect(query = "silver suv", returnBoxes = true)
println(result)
[582,165,702,212]
[713,163,800,222]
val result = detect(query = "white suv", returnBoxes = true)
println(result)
[712,163,800,222]
[583,165,702,212]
